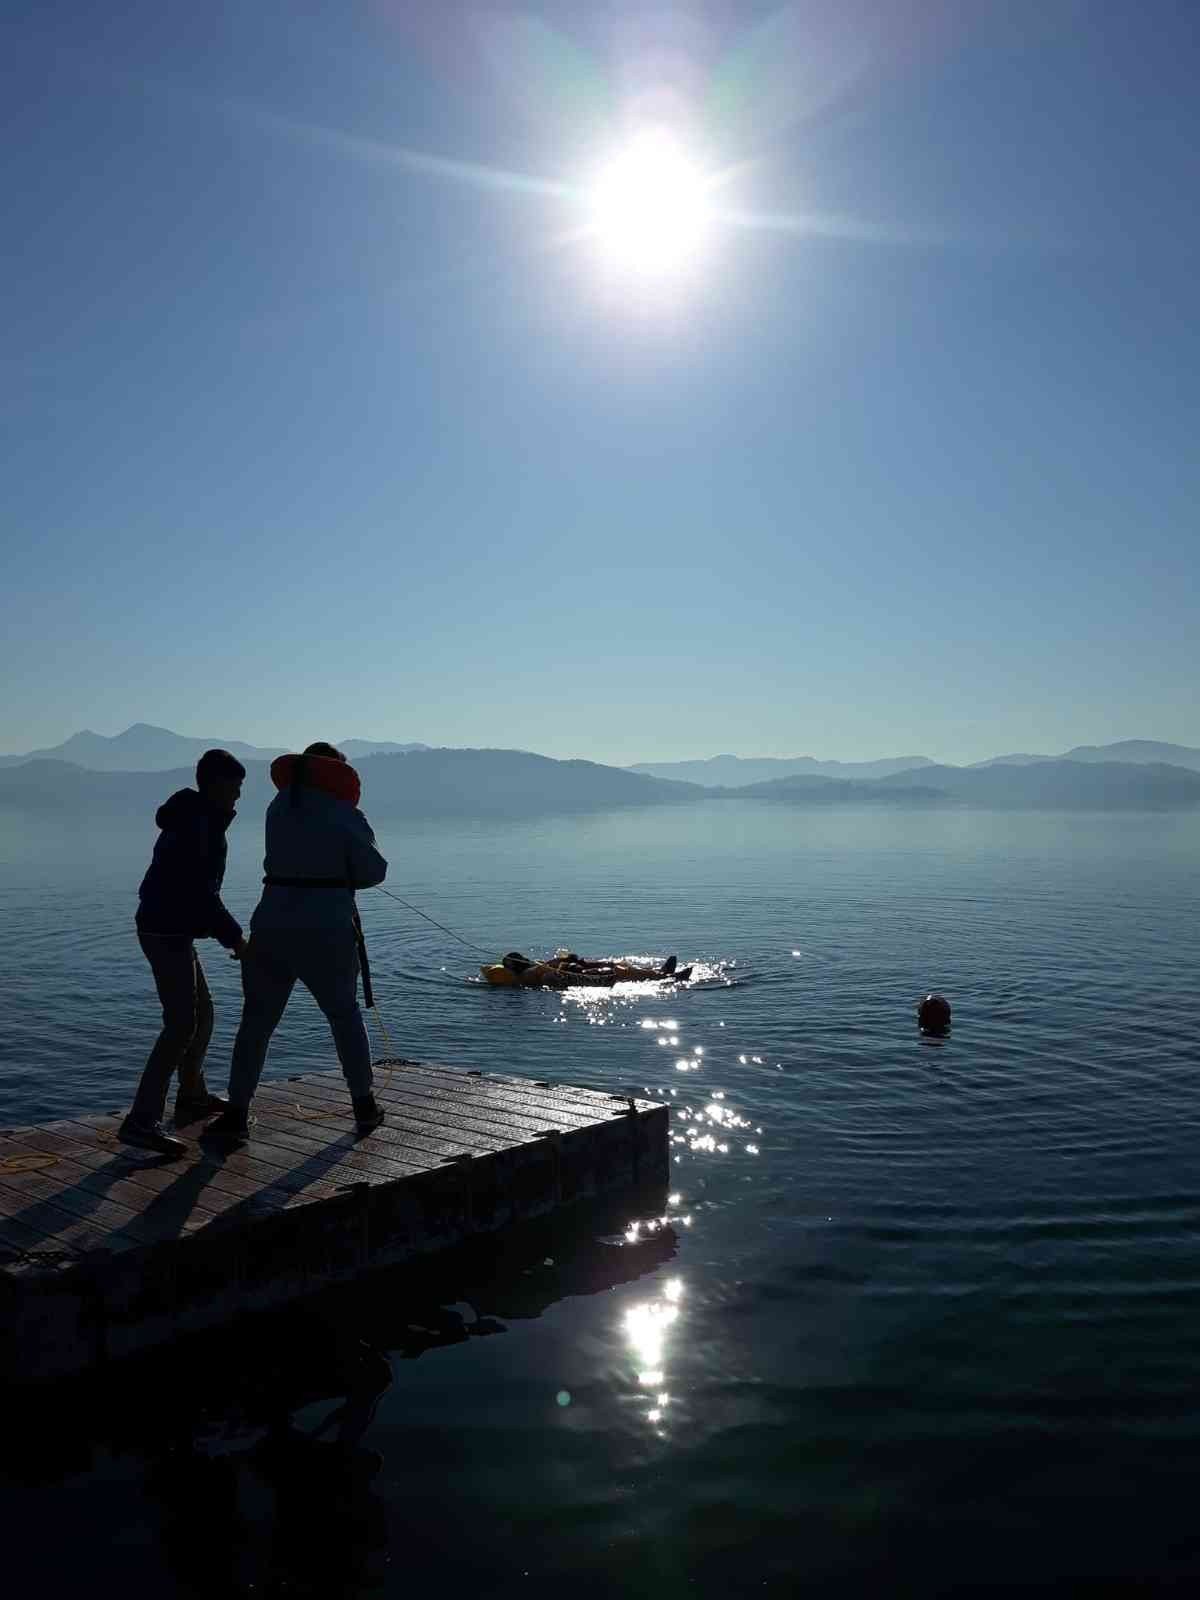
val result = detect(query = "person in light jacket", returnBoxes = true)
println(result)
[206,742,387,1142]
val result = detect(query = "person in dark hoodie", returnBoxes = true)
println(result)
[118,748,249,1155]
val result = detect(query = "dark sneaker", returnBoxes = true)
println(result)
[118,1117,188,1158]
[353,1095,385,1134]
[661,955,678,976]
[201,1107,252,1144]
[174,1091,229,1125]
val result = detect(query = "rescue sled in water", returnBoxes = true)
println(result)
[481,952,692,989]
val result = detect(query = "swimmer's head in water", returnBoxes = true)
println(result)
[917,993,952,1034]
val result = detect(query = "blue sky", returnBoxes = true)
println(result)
[4,0,1197,766]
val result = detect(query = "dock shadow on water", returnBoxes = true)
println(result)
[1,1192,677,1598]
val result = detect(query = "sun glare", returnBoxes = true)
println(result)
[586,130,712,281]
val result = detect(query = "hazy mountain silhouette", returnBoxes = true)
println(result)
[0,760,192,814]
[349,748,699,817]
[0,748,699,820]
[0,724,283,772]
[1059,740,1200,771]
[5,728,1196,786]
[729,774,946,806]
[970,741,1200,771]
[968,753,1054,768]
[628,754,935,786]
[4,748,1197,819]
[0,724,429,772]
[635,741,1200,785]
[335,739,431,761]
[874,760,1200,809]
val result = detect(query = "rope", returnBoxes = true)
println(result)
[290,992,395,1120]
[367,998,395,1059]
[139,886,509,962]
[352,914,396,1096]
[0,1151,60,1175]
[369,885,571,970]
[366,888,674,985]
[370,887,496,955]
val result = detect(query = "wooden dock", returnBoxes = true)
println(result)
[0,1059,668,1382]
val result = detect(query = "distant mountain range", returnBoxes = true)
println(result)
[627,754,936,786]
[0,748,696,821]
[0,724,428,772]
[736,762,1200,810]
[631,741,1200,785]
[971,740,1200,771]
[3,728,1197,785]
[2,746,1198,819]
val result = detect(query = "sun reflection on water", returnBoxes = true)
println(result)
[669,1091,756,1161]
[552,958,771,1436]
[624,1275,685,1427]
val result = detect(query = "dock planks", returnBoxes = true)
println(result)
[0,1059,668,1380]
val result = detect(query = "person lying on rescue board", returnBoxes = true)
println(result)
[482,951,691,988]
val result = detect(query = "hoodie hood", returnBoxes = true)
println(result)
[155,788,235,831]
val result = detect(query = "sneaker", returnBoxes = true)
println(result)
[174,1091,229,1125]
[353,1094,385,1134]
[201,1107,252,1144]
[118,1117,188,1158]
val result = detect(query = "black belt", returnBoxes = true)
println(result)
[262,876,350,888]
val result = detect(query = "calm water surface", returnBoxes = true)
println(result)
[2,802,1199,1595]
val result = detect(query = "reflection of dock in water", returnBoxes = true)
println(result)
[0,1059,669,1380]
[3,1202,679,1596]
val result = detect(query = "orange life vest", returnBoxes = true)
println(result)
[270,753,362,808]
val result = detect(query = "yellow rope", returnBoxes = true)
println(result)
[0,1151,60,1175]
[282,974,398,1120]
[368,1000,396,1094]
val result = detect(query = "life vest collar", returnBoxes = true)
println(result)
[270,753,361,808]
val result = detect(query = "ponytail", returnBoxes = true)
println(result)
[290,754,308,808]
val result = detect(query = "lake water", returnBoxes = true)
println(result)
[3,802,1200,1595]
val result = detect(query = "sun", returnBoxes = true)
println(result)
[586,130,712,281]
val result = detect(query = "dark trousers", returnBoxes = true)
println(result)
[228,926,373,1109]
[130,933,214,1125]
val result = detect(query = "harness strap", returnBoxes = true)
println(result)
[354,914,375,1010]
